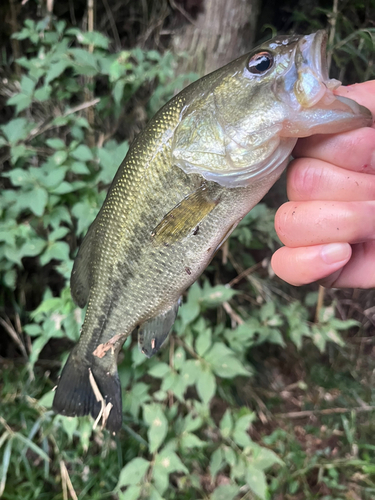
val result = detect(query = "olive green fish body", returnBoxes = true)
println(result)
[53,31,372,431]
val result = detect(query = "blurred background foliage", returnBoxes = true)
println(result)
[1,0,375,499]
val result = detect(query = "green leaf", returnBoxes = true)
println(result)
[45,60,69,84]
[24,324,43,337]
[71,144,93,161]
[29,336,53,368]
[233,413,255,448]
[178,286,201,327]
[49,181,77,194]
[155,448,188,474]
[3,168,31,187]
[143,404,168,453]
[28,187,48,217]
[50,150,68,166]
[3,269,17,289]
[182,414,203,433]
[210,448,223,478]
[97,146,126,184]
[34,85,52,102]
[196,367,216,405]
[210,484,239,500]
[70,161,90,175]
[49,227,70,241]
[260,301,275,322]
[20,238,47,258]
[219,409,233,438]
[68,29,110,49]
[179,359,199,387]
[38,390,54,408]
[180,432,205,449]
[252,446,283,470]
[245,465,268,500]
[0,438,12,497]
[20,75,36,95]
[40,241,70,265]
[117,457,150,488]
[195,328,212,356]
[205,343,250,378]
[148,362,171,379]
[72,201,99,236]
[173,347,186,370]
[1,118,30,143]
[59,416,78,441]
[46,138,66,150]
[7,93,32,114]
[200,284,237,307]
[118,486,142,500]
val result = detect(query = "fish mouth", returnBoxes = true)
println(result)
[293,30,341,108]
[278,30,372,136]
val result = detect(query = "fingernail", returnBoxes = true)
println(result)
[321,243,351,265]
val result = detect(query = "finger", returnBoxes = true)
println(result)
[271,243,351,286]
[287,158,375,201]
[275,200,375,247]
[319,241,375,288]
[293,81,375,173]
[293,126,375,174]
[336,81,375,117]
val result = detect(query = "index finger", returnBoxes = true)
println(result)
[336,81,375,116]
[293,81,375,173]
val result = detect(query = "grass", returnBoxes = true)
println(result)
[2,329,375,499]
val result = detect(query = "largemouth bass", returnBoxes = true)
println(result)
[53,31,372,431]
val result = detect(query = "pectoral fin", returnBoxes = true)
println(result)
[138,300,181,358]
[151,184,218,245]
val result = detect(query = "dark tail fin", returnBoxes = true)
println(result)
[53,347,122,433]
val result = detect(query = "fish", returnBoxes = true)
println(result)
[53,31,372,432]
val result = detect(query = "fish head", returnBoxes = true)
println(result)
[172,31,373,187]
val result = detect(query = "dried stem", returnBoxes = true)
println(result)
[60,461,78,500]
[85,0,96,146]
[9,0,21,78]
[0,317,28,360]
[327,0,339,72]
[168,335,175,407]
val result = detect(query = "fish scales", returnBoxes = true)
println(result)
[53,31,373,431]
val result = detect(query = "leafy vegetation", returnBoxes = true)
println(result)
[1,2,375,499]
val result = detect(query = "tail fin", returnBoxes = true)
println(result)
[53,347,122,433]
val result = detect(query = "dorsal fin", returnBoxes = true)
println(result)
[70,223,97,308]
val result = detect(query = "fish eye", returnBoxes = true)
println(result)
[247,51,274,74]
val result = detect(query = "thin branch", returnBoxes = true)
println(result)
[276,406,375,419]
[222,301,244,326]
[0,317,28,360]
[101,0,121,50]
[315,285,325,323]
[28,99,100,140]
[227,262,262,288]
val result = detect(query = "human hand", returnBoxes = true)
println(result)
[271,81,375,288]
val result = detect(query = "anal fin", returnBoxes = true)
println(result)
[138,299,181,358]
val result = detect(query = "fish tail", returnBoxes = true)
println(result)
[52,346,122,432]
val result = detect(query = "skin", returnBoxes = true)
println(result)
[271,80,375,287]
